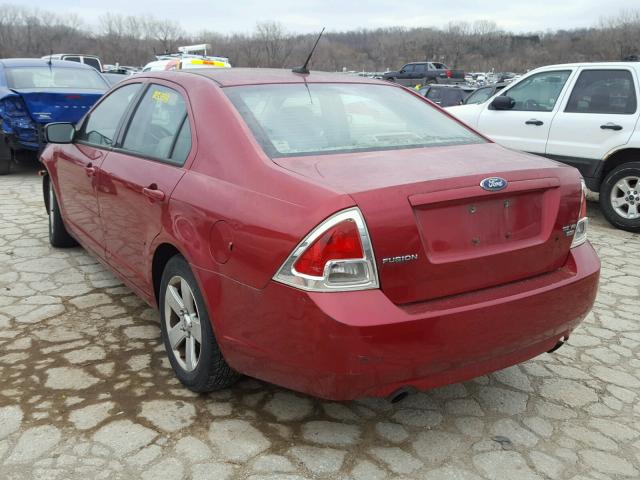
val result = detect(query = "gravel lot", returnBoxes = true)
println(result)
[0,162,639,480]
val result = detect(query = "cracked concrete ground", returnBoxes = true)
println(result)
[0,162,639,480]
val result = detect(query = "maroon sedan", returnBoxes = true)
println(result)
[41,69,600,400]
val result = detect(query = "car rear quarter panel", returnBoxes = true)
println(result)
[160,76,355,290]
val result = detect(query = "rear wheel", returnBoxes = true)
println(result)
[0,137,11,175]
[159,255,240,392]
[47,178,78,247]
[600,162,640,232]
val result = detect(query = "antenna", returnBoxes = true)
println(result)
[292,27,325,75]
[47,49,53,68]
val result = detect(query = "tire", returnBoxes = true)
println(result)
[159,255,240,392]
[0,138,11,175]
[387,77,395,83]
[599,161,640,232]
[47,177,78,247]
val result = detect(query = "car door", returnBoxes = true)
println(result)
[398,65,414,86]
[413,64,427,85]
[97,81,193,293]
[546,68,639,178]
[54,82,142,255]
[476,69,575,154]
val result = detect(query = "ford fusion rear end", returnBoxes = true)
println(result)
[213,80,600,400]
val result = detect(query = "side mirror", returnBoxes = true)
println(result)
[45,123,75,144]
[490,96,515,110]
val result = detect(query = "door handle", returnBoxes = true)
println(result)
[84,163,96,177]
[525,119,544,126]
[600,123,623,131]
[142,185,165,202]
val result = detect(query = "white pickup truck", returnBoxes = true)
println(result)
[447,62,640,232]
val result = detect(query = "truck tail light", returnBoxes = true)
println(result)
[571,179,588,248]
[446,70,453,78]
[273,208,379,292]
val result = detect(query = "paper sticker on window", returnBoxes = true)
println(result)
[152,90,170,103]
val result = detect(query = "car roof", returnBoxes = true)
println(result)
[534,61,639,70]
[181,68,388,87]
[49,54,100,58]
[0,58,98,69]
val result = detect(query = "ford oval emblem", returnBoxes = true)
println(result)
[480,177,508,192]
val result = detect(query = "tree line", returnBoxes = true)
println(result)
[0,4,639,72]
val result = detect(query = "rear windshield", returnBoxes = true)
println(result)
[225,83,484,158]
[5,67,107,90]
[426,88,470,105]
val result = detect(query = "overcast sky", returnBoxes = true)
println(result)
[19,0,633,34]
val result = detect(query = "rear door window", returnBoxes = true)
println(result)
[565,70,637,114]
[121,84,190,163]
[76,83,141,147]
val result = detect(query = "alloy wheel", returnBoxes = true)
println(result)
[164,275,202,372]
[610,175,640,220]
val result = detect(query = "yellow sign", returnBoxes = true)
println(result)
[151,90,170,103]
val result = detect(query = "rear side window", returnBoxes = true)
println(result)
[503,70,571,112]
[77,83,141,147]
[83,57,101,71]
[565,70,637,114]
[122,84,189,163]
[63,56,81,63]
[170,119,192,165]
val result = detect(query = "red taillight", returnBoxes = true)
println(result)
[571,180,589,248]
[579,186,587,218]
[446,70,453,78]
[294,220,363,276]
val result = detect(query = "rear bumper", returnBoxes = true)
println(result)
[198,242,600,400]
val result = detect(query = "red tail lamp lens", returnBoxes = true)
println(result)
[294,220,364,277]
[579,191,587,218]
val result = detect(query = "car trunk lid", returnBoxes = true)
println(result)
[275,143,583,304]
[12,88,104,124]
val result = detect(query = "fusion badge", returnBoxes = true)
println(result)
[480,177,508,192]
[382,254,418,264]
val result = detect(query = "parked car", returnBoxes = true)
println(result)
[41,54,103,72]
[142,55,231,72]
[418,84,476,107]
[0,59,109,174]
[382,62,465,86]
[102,72,129,86]
[462,82,507,105]
[41,69,599,400]
[447,62,640,232]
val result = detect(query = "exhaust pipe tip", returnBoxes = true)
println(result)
[547,336,567,354]
[388,387,413,403]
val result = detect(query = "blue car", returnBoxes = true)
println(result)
[0,59,109,174]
